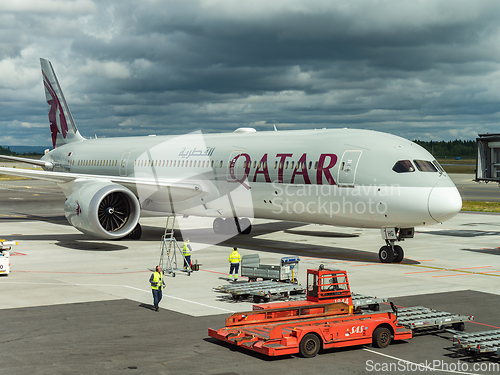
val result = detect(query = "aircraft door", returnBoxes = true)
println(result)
[60,152,69,171]
[120,151,131,177]
[337,150,362,187]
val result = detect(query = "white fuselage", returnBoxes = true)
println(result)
[42,128,462,229]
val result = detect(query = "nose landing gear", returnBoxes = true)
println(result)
[379,227,413,263]
[379,243,404,263]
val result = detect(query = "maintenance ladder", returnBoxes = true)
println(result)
[453,330,500,355]
[159,216,192,277]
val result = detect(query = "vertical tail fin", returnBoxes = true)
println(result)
[40,58,85,149]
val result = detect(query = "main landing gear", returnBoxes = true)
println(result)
[379,227,414,263]
[124,223,142,240]
[213,217,252,235]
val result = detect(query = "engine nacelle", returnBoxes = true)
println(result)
[65,181,141,239]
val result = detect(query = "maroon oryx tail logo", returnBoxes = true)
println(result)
[43,71,69,149]
[76,200,82,216]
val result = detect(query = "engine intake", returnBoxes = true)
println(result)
[65,181,140,239]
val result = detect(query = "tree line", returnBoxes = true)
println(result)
[413,140,476,159]
[0,146,41,156]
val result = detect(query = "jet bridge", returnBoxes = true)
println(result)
[475,133,500,182]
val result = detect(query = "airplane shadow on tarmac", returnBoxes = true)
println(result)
[460,247,500,256]
[2,219,420,263]
[55,241,128,251]
[141,221,414,264]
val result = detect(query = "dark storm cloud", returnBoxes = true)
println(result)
[1,0,500,146]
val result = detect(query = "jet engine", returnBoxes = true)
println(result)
[65,181,140,239]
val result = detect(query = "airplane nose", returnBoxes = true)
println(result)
[428,179,462,223]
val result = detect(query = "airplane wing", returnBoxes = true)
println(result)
[0,166,72,183]
[0,154,53,168]
[0,166,205,196]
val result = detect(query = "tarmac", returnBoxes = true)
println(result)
[1,175,500,374]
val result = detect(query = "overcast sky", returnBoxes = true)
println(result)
[1,0,500,146]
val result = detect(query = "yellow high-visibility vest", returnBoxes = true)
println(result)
[151,272,163,290]
[228,250,241,263]
[183,242,191,256]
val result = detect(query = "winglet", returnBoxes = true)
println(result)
[40,58,85,149]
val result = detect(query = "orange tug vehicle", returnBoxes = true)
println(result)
[208,266,413,358]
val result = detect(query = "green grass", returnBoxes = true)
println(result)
[0,175,29,180]
[437,159,475,174]
[436,158,475,165]
[462,201,500,212]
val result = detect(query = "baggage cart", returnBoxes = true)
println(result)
[240,254,299,282]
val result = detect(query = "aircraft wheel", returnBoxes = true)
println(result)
[452,322,465,331]
[223,219,237,235]
[213,218,224,234]
[239,218,252,234]
[393,245,404,263]
[379,246,394,263]
[372,327,391,348]
[125,223,142,240]
[299,333,321,358]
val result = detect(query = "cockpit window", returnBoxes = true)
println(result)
[413,160,438,172]
[392,160,415,173]
[432,160,445,173]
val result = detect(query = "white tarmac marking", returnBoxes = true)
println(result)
[1,281,235,313]
[123,285,235,313]
[363,348,481,375]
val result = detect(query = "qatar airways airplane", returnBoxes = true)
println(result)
[0,59,462,263]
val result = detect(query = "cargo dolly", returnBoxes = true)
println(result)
[395,306,473,331]
[215,280,386,309]
[289,292,387,311]
[215,280,305,303]
[453,330,500,355]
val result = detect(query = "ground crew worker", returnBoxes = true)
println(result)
[183,239,192,269]
[228,247,241,281]
[149,266,165,311]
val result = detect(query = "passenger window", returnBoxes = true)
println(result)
[392,160,415,173]
[414,160,438,172]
